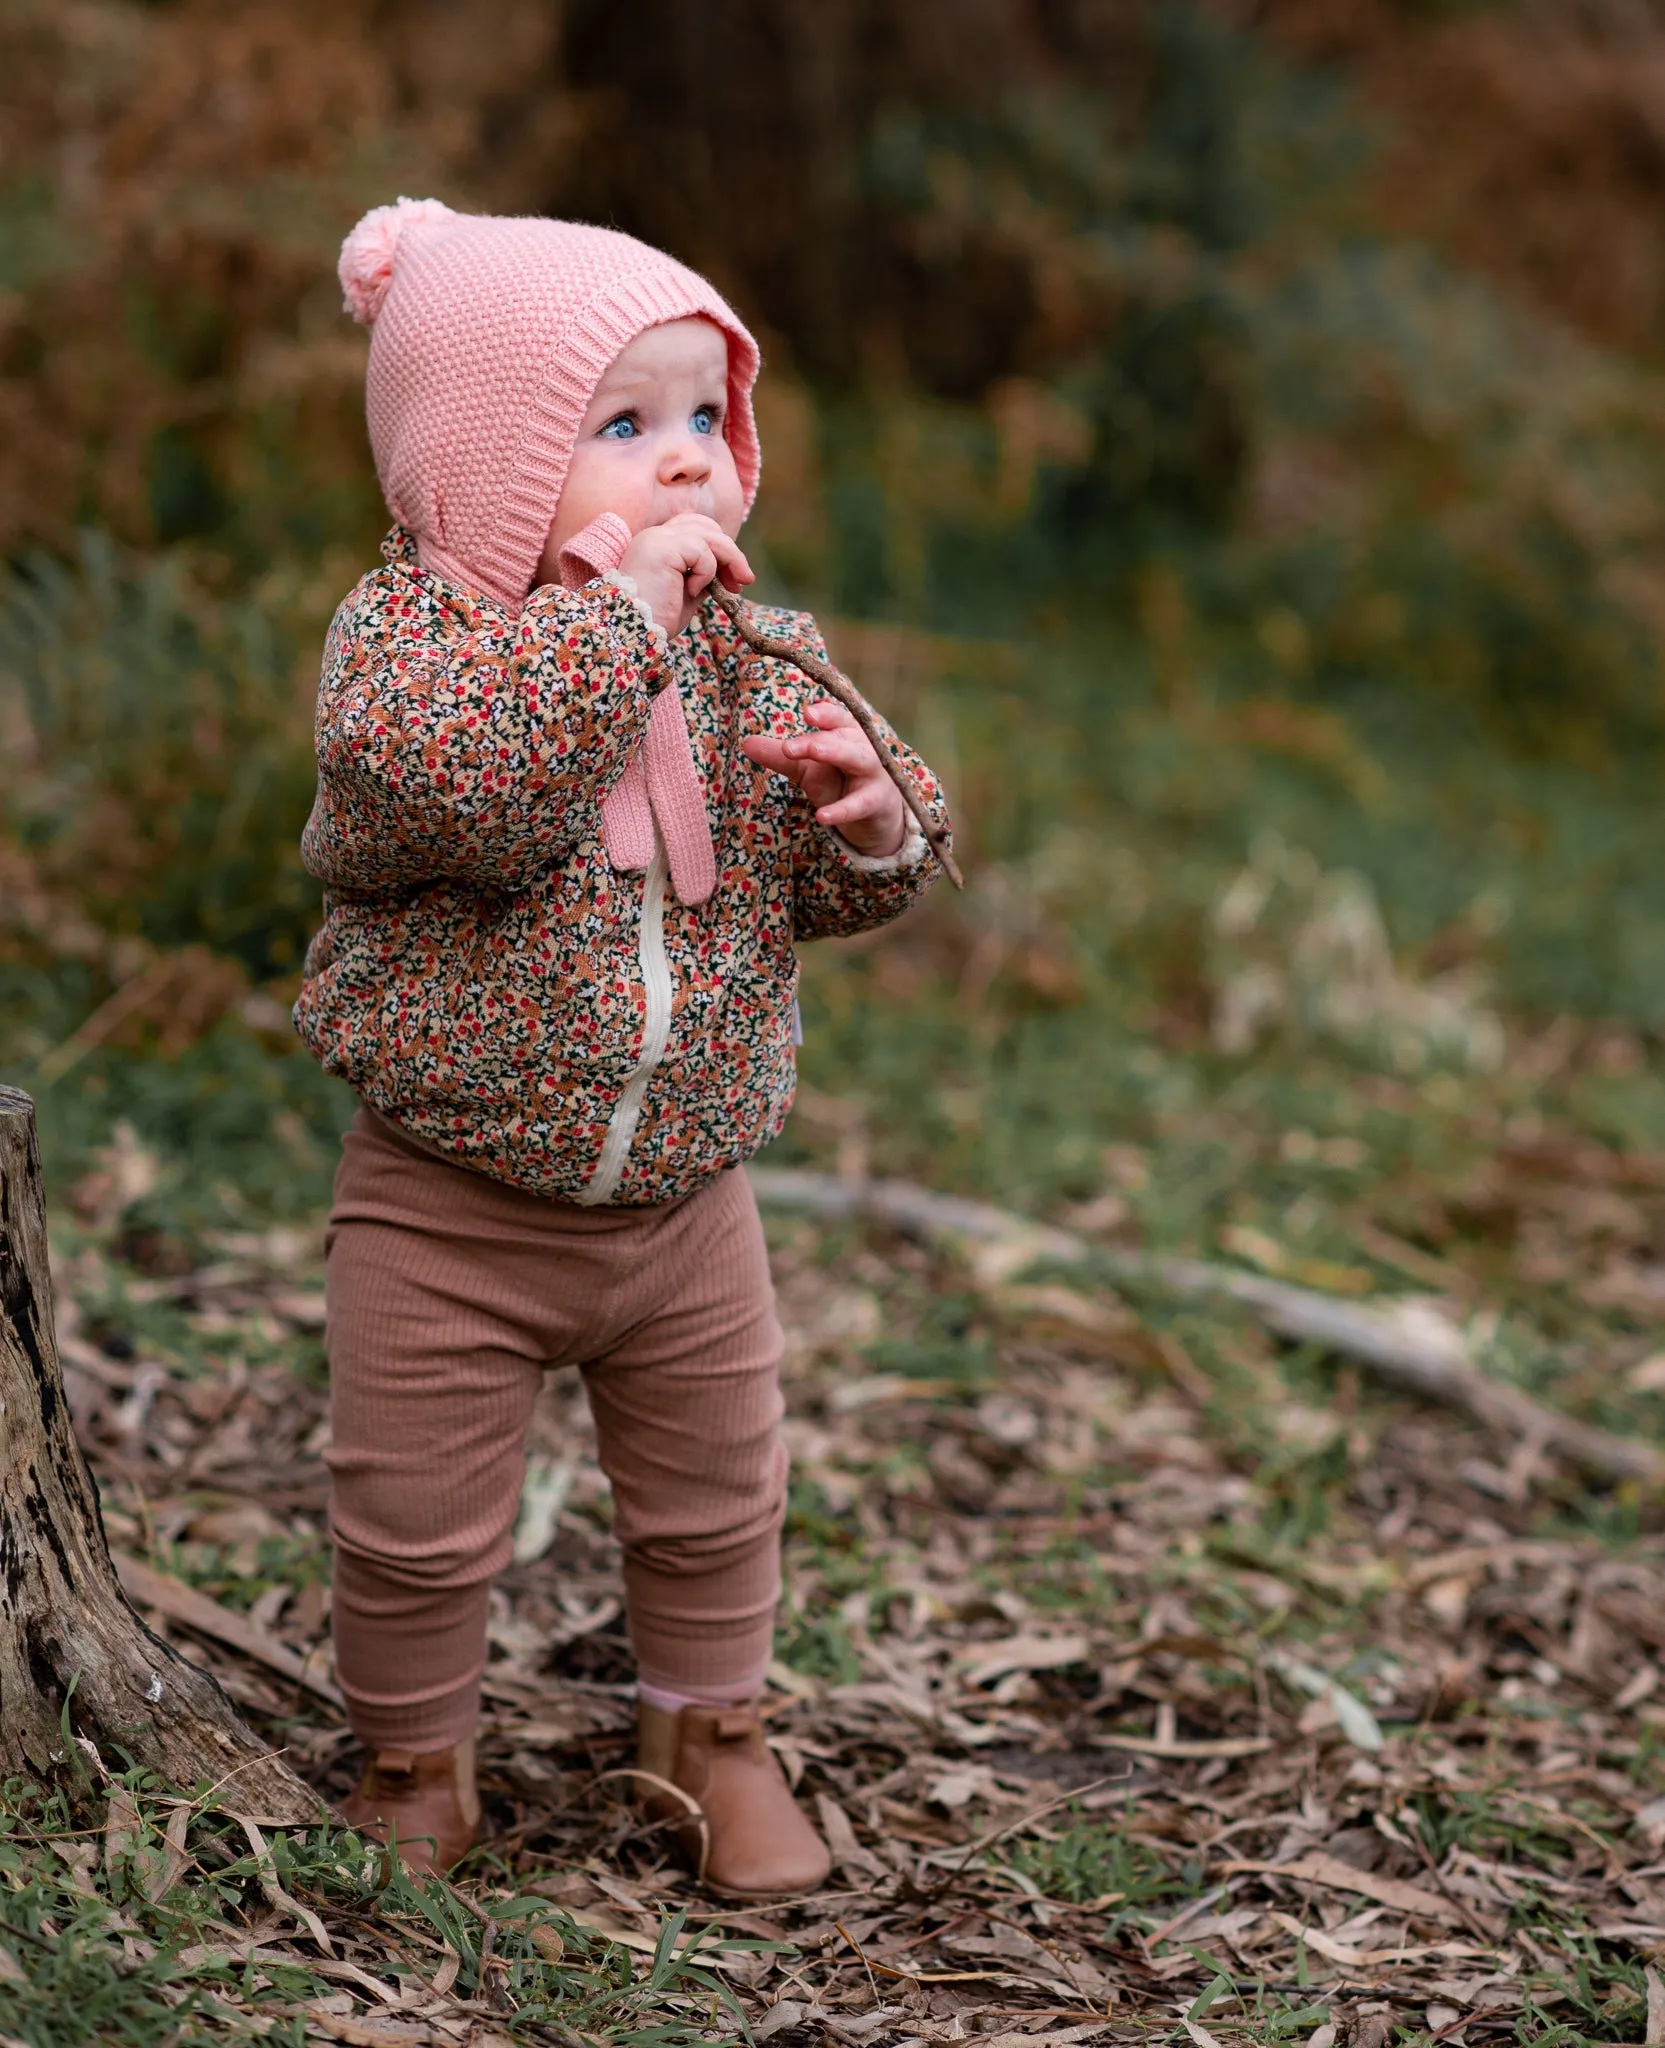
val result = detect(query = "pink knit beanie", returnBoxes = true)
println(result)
[339,198,762,607]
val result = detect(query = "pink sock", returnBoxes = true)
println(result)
[638,1676,766,1715]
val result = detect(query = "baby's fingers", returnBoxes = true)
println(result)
[814,775,895,829]
[740,733,793,774]
[739,734,845,805]
[741,731,832,780]
[709,532,755,591]
[779,725,877,776]
[661,514,752,592]
[682,537,754,599]
[680,540,721,597]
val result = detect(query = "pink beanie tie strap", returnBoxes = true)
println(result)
[556,511,633,591]
[637,687,718,906]
[602,750,656,873]
[559,516,718,908]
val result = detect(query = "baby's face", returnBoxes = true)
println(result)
[539,317,743,584]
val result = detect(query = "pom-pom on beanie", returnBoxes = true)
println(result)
[339,198,762,608]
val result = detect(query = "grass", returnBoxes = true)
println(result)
[19,1757,1657,2044]
[0,1774,758,2046]
[1006,1806,1195,1911]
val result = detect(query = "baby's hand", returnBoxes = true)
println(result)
[742,702,908,859]
[618,513,753,639]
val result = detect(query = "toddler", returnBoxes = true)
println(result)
[294,198,951,1896]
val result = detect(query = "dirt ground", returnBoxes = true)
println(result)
[39,1171,1665,2047]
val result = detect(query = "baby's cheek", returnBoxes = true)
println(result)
[557,447,655,552]
[709,444,747,536]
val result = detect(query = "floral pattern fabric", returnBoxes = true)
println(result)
[295,528,949,1205]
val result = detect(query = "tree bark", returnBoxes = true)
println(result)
[0,1086,318,1820]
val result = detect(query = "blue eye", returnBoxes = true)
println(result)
[599,415,639,441]
[690,406,717,436]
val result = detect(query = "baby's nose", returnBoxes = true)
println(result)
[659,433,712,486]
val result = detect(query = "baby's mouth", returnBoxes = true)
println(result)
[658,486,713,520]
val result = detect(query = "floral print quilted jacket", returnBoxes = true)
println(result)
[294,529,949,1205]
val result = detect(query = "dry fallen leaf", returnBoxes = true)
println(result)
[957,1634,1088,1687]
[103,1785,141,1878]
[1267,1912,1490,1971]
[139,1801,194,1905]
[816,1793,890,1882]
[1222,1853,1456,1922]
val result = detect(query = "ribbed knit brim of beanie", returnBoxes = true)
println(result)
[339,198,762,609]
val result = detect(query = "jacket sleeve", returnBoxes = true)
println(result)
[768,620,953,942]
[301,574,660,894]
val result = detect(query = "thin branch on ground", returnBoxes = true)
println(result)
[747,1164,1665,1486]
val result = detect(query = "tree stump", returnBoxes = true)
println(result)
[0,1086,318,1820]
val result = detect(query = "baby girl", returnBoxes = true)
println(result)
[294,199,951,1896]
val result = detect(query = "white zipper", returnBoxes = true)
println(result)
[578,831,673,1204]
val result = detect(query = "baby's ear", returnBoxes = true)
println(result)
[338,197,457,326]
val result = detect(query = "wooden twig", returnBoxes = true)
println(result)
[705,582,965,889]
[746,1166,1665,1490]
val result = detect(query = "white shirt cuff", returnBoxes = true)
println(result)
[827,817,930,872]
[602,571,669,661]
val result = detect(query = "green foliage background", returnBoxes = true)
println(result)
[6,19,1665,2039]
[0,0,1662,1235]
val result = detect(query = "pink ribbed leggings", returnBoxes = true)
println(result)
[324,1108,787,1751]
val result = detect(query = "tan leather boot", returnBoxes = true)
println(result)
[636,1701,831,1899]
[339,1735,481,1876]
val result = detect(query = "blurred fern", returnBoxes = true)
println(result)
[0,535,319,978]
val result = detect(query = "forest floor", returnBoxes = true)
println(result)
[7,1056,1665,2048]
[8,597,1665,2043]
